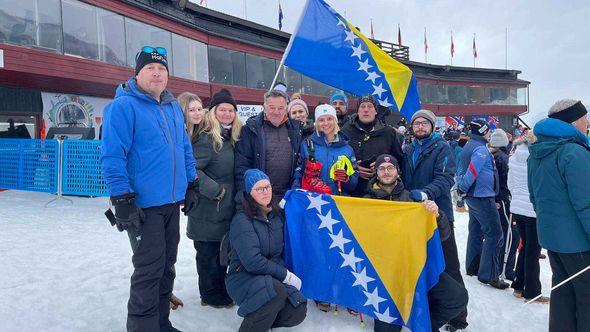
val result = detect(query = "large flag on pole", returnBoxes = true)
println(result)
[284,190,445,331]
[282,0,421,120]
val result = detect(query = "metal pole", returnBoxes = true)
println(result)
[505,27,508,69]
[524,264,590,306]
[45,138,73,207]
[243,0,247,20]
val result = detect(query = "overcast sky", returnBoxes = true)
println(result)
[194,0,590,123]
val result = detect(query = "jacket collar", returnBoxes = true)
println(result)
[367,178,405,199]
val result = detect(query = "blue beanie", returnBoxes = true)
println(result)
[329,93,348,106]
[244,169,270,194]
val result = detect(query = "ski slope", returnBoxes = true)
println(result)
[0,190,550,331]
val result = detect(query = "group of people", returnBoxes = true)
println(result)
[99,46,590,332]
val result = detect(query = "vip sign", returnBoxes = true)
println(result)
[237,105,264,124]
[0,49,4,68]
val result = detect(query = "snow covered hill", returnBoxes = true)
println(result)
[0,191,550,331]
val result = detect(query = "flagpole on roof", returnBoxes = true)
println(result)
[424,27,428,64]
[505,27,508,69]
[270,0,310,91]
[473,33,476,68]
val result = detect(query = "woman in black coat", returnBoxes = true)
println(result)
[187,89,242,308]
[226,169,307,332]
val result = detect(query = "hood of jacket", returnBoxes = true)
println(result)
[115,77,176,105]
[530,118,590,159]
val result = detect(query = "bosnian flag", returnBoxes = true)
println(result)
[473,34,478,59]
[451,31,455,58]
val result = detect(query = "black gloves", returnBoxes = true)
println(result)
[181,179,200,216]
[110,193,145,232]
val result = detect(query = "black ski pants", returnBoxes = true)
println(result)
[547,250,590,332]
[194,240,230,304]
[239,279,307,332]
[511,214,542,299]
[126,202,180,332]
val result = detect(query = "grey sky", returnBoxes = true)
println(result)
[195,0,590,123]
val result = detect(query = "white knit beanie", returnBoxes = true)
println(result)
[489,129,509,148]
[314,104,337,122]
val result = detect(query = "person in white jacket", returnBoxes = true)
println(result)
[507,132,549,303]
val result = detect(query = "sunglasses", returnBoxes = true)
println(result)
[141,46,167,56]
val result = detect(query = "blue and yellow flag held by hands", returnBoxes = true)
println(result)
[283,0,421,120]
[283,190,445,331]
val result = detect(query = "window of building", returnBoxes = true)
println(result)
[62,0,98,60]
[278,65,303,94]
[208,45,246,86]
[172,34,208,82]
[97,8,126,66]
[125,17,173,70]
[0,115,37,139]
[0,0,62,52]
[246,54,276,89]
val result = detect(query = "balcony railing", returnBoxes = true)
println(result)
[370,39,409,61]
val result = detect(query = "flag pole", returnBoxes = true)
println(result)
[243,0,248,20]
[424,27,427,63]
[524,264,590,306]
[450,31,453,66]
[505,27,508,69]
[270,0,310,91]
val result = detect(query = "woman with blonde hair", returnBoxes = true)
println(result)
[178,92,206,141]
[187,88,242,308]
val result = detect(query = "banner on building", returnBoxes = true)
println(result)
[237,104,264,124]
[41,93,111,139]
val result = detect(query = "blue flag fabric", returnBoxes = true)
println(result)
[283,0,421,120]
[283,190,445,331]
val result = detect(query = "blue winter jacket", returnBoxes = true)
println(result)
[292,131,358,195]
[402,134,456,221]
[226,209,307,317]
[100,78,197,208]
[457,135,498,198]
[528,118,590,253]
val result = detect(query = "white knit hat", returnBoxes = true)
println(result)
[314,104,337,122]
[489,128,509,148]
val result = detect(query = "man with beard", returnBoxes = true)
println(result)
[330,93,350,126]
[401,109,468,331]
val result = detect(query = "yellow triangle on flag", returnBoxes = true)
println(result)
[333,195,438,323]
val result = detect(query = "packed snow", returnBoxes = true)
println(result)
[0,190,551,331]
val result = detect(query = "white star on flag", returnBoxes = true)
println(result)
[336,17,347,28]
[318,210,340,234]
[343,29,358,44]
[363,286,387,310]
[340,248,363,269]
[351,267,375,290]
[372,83,387,98]
[328,229,351,251]
[379,98,393,108]
[357,59,372,72]
[351,44,366,59]
[374,308,397,324]
[365,71,381,84]
[307,193,329,213]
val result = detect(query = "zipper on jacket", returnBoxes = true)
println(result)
[158,105,177,203]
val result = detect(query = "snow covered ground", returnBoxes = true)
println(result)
[0,190,550,331]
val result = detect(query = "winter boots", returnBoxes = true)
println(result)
[302,160,332,195]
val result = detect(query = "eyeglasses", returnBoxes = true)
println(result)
[141,46,167,56]
[377,165,397,173]
[253,184,272,193]
[412,120,431,128]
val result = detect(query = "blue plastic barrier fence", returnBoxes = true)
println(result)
[0,139,58,193]
[62,140,108,197]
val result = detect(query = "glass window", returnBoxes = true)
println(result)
[208,46,246,86]
[0,115,37,139]
[517,87,527,105]
[62,0,98,60]
[246,54,276,89]
[282,66,302,94]
[301,74,315,95]
[0,0,62,51]
[172,34,208,82]
[125,17,172,69]
[97,8,126,66]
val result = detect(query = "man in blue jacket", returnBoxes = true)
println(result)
[457,120,508,290]
[101,46,197,332]
[401,109,468,331]
[528,99,590,331]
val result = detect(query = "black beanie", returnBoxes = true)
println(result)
[470,119,490,136]
[375,154,399,169]
[209,88,238,111]
[357,94,378,110]
[135,50,169,75]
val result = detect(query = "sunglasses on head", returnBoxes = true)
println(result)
[141,46,167,56]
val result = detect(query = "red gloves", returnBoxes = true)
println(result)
[333,169,349,183]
